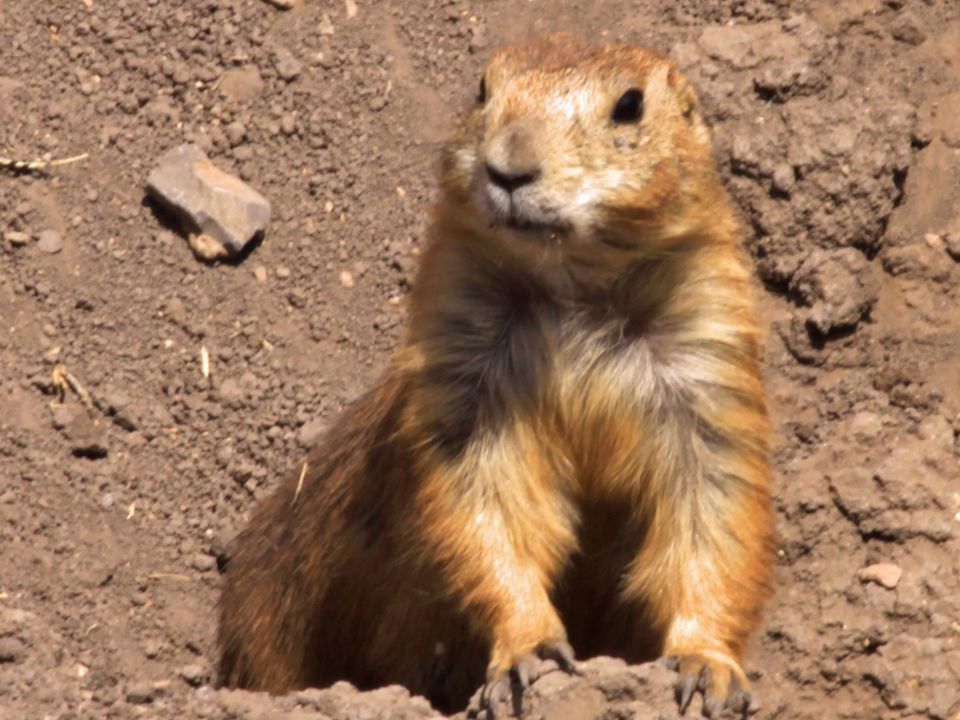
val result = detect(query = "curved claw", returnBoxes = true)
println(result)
[726,676,760,719]
[670,653,758,718]
[542,639,579,675]
[703,694,725,718]
[515,655,536,689]
[675,666,702,715]
[481,640,579,718]
[480,674,511,719]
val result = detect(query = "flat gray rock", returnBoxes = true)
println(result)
[146,144,271,258]
[37,229,63,254]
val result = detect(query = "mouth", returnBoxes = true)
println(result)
[500,214,570,236]
[478,180,571,238]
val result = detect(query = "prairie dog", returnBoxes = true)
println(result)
[218,33,775,719]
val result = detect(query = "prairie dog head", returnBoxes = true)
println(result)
[441,34,719,257]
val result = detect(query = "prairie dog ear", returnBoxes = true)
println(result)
[668,64,711,146]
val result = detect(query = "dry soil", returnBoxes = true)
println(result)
[1,1,959,719]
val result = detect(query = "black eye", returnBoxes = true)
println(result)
[478,76,487,104]
[612,88,643,123]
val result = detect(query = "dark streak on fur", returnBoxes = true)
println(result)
[417,258,557,458]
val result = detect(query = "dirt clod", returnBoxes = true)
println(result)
[0,637,26,664]
[125,682,156,704]
[789,248,877,334]
[55,406,108,458]
[179,663,211,687]
[859,563,904,589]
[220,66,266,103]
[274,48,304,82]
[1,2,959,720]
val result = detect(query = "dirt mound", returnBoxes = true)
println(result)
[1,1,958,719]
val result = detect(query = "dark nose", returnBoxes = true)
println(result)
[485,162,540,193]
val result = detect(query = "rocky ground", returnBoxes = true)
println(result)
[1,0,959,719]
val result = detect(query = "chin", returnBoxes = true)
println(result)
[504,217,570,236]
[488,217,572,250]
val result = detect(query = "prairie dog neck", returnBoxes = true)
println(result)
[413,208,749,342]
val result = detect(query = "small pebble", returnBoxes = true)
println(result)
[280,114,297,135]
[100,493,114,510]
[179,664,210,687]
[253,265,268,282]
[298,418,327,447]
[772,164,795,193]
[143,639,163,659]
[166,297,187,325]
[849,411,882,442]
[125,682,155,704]
[189,553,217,573]
[225,121,246,146]
[0,637,25,663]
[945,231,960,261]
[218,378,245,405]
[5,231,31,247]
[288,288,308,308]
[276,266,291,279]
[273,48,303,81]
[216,445,235,466]
[469,26,488,52]
[859,563,903,589]
[339,270,355,288]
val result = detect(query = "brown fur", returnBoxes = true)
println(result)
[218,33,775,715]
